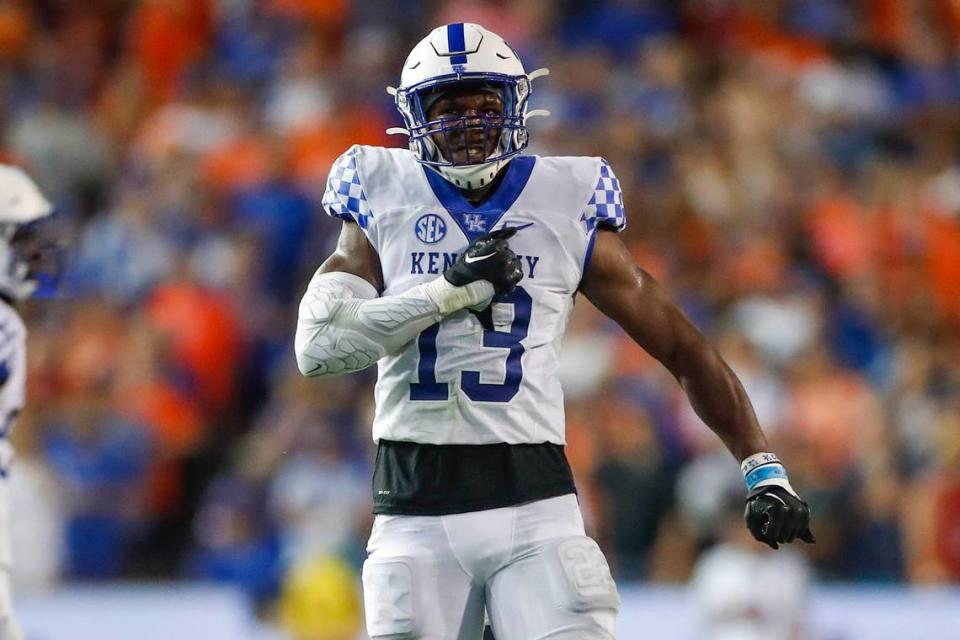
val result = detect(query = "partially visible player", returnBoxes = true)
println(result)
[296,23,813,639]
[0,165,60,640]
[691,502,812,640]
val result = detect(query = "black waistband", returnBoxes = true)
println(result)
[372,440,577,516]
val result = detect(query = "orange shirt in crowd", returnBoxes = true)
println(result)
[731,6,829,71]
[925,213,960,323]
[268,0,348,25]
[288,105,394,186]
[806,195,878,279]
[127,0,213,104]
[201,135,272,193]
[146,280,243,416]
[0,0,31,64]
[934,478,960,579]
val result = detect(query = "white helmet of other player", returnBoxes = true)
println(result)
[388,23,550,190]
[0,165,56,301]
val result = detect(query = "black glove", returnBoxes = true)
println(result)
[744,485,816,550]
[444,227,523,295]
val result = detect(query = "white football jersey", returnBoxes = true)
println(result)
[322,145,625,445]
[0,301,26,568]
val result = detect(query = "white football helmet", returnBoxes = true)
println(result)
[0,164,57,301]
[388,23,549,190]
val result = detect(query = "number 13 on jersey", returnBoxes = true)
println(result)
[410,287,532,403]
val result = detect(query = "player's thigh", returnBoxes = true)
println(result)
[486,535,619,640]
[363,517,485,640]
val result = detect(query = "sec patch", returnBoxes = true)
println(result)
[415,214,447,244]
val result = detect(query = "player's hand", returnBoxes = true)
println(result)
[444,227,523,295]
[744,485,815,550]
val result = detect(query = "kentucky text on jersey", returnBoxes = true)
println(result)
[411,252,540,278]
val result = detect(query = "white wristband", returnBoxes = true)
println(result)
[741,452,798,498]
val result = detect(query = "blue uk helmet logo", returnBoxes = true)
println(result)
[415,213,447,244]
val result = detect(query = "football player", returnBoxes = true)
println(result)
[0,164,60,640]
[296,23,813,640]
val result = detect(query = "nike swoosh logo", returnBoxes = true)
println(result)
[500,222,534,232]
[464,252,496,264]
[767,493,787,506]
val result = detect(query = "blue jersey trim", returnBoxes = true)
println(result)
[423,156,536,243]
[447,23,468,65]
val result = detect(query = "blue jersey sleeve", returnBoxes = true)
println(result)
[584,159,626,232]
[321,145,372,228]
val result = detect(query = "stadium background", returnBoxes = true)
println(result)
[1,0,960,638]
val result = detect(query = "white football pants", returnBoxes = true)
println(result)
[362,494,619,640]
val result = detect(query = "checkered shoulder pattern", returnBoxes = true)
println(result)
[322,146,372,229]
[583,159,626,233]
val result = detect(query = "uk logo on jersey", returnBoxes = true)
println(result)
[415,214,447,244]
[463,214,486,232]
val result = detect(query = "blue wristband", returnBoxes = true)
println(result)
[745,464,788,492]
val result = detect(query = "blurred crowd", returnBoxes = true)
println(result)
[2,0,960,636]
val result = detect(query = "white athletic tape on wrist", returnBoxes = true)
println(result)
[740,452,780,475]
[422,277,494,316]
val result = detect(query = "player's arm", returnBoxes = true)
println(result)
[295,222,522,378]
[580,230,813,549]
[314,215,386,290]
